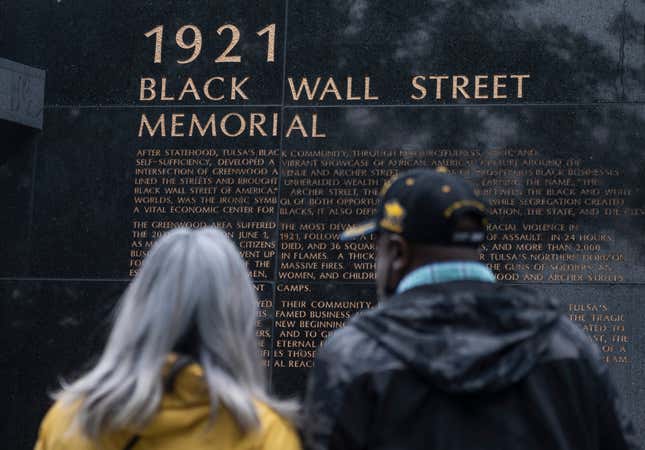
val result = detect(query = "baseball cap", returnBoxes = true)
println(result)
[340,167,487,246]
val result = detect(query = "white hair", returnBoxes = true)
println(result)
[56,227,295,439]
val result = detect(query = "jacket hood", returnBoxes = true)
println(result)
[353,281,562,393]
[139,359,214,437]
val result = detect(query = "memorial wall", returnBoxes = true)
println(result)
[2,1,645,448]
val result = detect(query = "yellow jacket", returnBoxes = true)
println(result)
[34,362,301,450]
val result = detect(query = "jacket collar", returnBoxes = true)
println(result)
[396,261,495,293]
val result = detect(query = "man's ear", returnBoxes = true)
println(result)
[388,234,412,276]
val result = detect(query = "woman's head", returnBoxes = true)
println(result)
[59,227,280,439]
[110,227,262,382]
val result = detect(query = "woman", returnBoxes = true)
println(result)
[35,227,301,450]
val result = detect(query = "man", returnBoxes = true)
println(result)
[303,168,638,450]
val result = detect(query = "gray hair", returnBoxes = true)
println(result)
[56,227,295,439]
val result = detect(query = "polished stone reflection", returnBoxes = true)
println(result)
[0,0,286,105]
[283,104,645,282]
[1,280,125,449]
[287,0,645,103]
[541,284,645,439]
[2,0,645,447]
[0,138,37,277]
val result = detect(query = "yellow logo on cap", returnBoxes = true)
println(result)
[379,173,400,197]
[443,200,486,218]
[380,200,406,233]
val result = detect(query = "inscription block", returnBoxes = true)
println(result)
[3,1,645,448]
[0,58,45,130]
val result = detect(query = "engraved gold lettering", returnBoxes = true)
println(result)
[138,113,165,137]
[203,77,225,101]
[474,75,488,99]
[177,78,200,101]
[452,75,470,99]
[511,74,530,98]
[493,75,507,99]
[189,113,217,136]
[429,75,449,100]
[171,113,185,137]
[220,112,246,137]
[410,75,427,100]
[139,78,156,101]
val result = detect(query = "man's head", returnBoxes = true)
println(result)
[341,168,487,300]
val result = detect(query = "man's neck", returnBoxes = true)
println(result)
[407,244,480,272]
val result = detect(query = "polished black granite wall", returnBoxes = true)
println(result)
[2,1,645,449]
